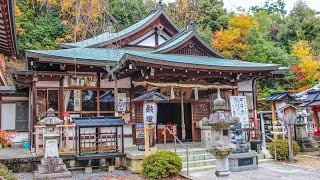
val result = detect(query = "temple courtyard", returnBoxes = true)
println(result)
[12,161,320,180]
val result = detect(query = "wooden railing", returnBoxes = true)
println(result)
[34,124,77,155]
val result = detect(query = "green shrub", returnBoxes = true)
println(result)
[142,150,182,179]
[0,163,16,180]
[268,139,300,161]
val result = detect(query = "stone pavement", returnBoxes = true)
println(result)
[189,162,320,180]
[0,148,33,159]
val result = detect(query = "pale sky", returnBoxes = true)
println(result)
[163,0,320,14]
[223,0,320,13]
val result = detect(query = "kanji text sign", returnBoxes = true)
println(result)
[143,102,157,125]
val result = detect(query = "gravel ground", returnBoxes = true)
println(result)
[14,170,186,180]
[293,152,320,169]
[14,170,144,180]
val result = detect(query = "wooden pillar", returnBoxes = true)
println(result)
[232,79,239,96]
[59,77,64,120]
[271,101,277,139]
[0,95,2,129]
[32,80,37,125]
[113,74,118,117]
[144,125,150,156]
[97,73,101,116]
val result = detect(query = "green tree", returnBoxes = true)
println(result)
[250,0,287,17]
[198,0,229,32]
[109,0,154,30]
[15,1,70,50]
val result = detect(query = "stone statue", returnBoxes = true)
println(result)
[230,123,249,153]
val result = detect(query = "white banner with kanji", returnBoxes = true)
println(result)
[143,102,158,125]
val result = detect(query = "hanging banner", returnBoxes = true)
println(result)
[230,96,249,127]
[118,93,127,112]
[74,90,81,111]
[143,102,158,125]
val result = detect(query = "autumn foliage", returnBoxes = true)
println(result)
[212,15,258,59]
[0,130,16,147]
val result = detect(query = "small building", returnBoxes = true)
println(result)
[12,2,284,154]
[0,0,28,145]
[299,90,320,137]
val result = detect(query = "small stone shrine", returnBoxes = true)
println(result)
[202,89,238,180]
[34,108,71,179]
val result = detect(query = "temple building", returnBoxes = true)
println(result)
[12,2,284,152]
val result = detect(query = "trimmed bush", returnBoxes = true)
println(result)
[0,163,16,180]
[142,150,182,179]
[268,139,300,161]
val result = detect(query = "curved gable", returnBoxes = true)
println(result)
[154,23,226,58]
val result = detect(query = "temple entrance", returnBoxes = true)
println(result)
[157,103,192,141]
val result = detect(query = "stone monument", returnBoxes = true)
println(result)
[228,123,258,171]
[202,89,239,180]
[34,108,71,179]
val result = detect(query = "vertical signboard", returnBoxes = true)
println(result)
[118,93,127,112]
[230,96,249,127]
[143,102,158,125]
[74,90,81,111]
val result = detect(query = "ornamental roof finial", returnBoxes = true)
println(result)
[187,21,196,31]
[156,0,164,10]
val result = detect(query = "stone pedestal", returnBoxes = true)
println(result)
[228,151,258,172]
[199,119,212,148]
[215,158,231,180]
[34,108,72,179]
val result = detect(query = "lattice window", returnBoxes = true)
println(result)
[175,44,208,56]
[192,103,210,141]
[134,102,143,123]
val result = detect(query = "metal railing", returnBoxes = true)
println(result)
[260,132,277,162]
[163,127,189,175]
[242,124,277,161]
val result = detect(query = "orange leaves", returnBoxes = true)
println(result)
[212,15,256,59]
[292,40,320,88]
[228,15,259,35]
[0,130,16,147]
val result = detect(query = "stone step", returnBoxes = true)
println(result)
[259,158,274,163]
[257,153,265,160]
[182,165,216,173]
[175,148,208,156]
[179,153,214,162]
[182,159,216,168]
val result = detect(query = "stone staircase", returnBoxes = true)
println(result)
[176,148,216,173]
[176,148,273,173]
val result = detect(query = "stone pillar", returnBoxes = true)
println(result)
[215,158,230,180]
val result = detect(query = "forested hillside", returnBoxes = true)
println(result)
[14,0,320,97]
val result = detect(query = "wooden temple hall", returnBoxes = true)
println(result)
[12,2,284,154]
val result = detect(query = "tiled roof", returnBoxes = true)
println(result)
[299,90,320,107]
[0,0,18,56]
[266,92,295,101]
[28,47,280,70]
[154,30,192,52]
[61,9,160,48]
[132,90,169,102]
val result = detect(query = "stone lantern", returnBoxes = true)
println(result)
[202,89,239,180]
[34,108,71,179]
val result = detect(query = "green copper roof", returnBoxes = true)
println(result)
[28,47,280,70]
[61,9,160,48]
[154,30,192,53]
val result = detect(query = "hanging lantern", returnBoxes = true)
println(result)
[170,86,175,99]
[194,87,199,100]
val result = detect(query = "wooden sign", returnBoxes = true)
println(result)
[118,93,127,112]
[230,96,249,127]
[74,90,81,111]
[143,102,157,125]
